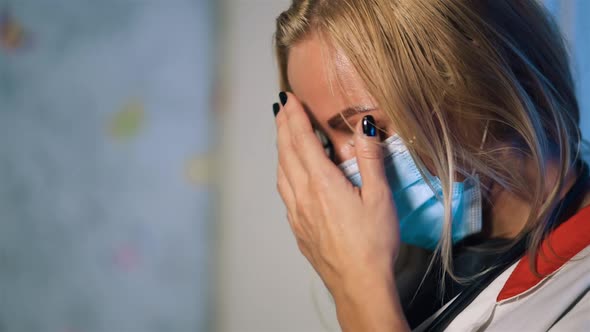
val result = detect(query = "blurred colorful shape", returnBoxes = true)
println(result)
[185,154,214,186]
[113,244,140,272]
[109,99,145,140]
[0,9,27,51]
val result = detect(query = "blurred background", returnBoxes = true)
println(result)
[0,1,587,332]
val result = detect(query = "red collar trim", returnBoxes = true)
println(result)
[497,204,590,302]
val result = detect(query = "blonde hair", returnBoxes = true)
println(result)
[274,0,583,282]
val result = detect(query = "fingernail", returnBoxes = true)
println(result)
[362,115,377,137]
[273,102,280,117]
[279,91,288,106]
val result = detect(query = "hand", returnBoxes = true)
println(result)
[274,92,400,299]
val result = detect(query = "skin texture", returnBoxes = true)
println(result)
[274,33,590,330]
[287,34,395,165]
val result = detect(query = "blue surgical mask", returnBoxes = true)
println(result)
[338,134,483,250]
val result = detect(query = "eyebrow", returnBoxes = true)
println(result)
[327,106,377,129]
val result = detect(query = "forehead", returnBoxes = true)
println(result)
[286,34,374,122]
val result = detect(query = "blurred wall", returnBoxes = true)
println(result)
[216,1,339,332]
[217,1,590,332]
[546,0,590,141]
[0,1,214,331]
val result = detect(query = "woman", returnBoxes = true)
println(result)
[271,0,589,331]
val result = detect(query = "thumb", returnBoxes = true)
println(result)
[354,115,388,198]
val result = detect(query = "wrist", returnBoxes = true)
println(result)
[332,272,409,332]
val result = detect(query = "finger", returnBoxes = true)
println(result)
[275,99,309,195]
[281,92,340,177]
[277,164,296,211]
[354,115,390,201]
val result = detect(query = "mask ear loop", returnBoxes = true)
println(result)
[470,120,490,179]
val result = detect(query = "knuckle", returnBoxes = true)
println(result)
[358,141,382,160]
[296,238,308,254]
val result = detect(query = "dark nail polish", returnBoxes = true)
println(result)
[273,102,280,117]
[362,115,377,137]
[279,91,288,106]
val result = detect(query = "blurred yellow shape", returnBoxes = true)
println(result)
[110,100,145,140]
[185,154,215,186]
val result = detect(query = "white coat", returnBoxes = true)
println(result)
[418,205,590,331]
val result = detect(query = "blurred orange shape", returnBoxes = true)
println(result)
[0,10,26,50]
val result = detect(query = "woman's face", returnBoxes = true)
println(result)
[287,34,396,165]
